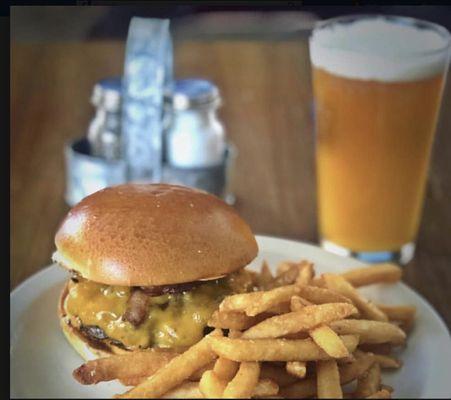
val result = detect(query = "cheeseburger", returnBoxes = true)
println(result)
[54,184,258,359]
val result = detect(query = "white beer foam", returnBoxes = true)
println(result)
[310,17,450,82]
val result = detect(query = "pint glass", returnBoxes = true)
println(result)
[309,15,451,263]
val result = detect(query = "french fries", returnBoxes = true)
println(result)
[317,360,342,399]
[116,330,221,398]
[280,352,376,400]
[339,351,376,384]
[253,379,279,398]
[274,262,302,286]
[297,285,353,305]
[123,365,217,387]
[286,361,307,379]
[73,349,178,384]
[323,274,388,321]
[277,261,298,276]
[355,362,381,398]
[199,370,227,398]
[340,264,402,287]
[73,258,414,399]
[290,295,312,310]
[162,381,204,398]
[189,361,216,381]
[329,319,406,344]
[213,357,239,382]
[219,285,300,316]
[258,261,275,290]
[376,304,416,331]
[209,335,359,362]
[241,303,358,339]
[208,310,266,330]
[309,324,350,358]
[295,261,315,286]
[222,361,260,398]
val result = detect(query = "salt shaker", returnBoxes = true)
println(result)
[165,79,226,168]
[87,77,122,160]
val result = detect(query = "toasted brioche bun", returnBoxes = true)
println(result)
[53,184,258,286]
[58,281,130,360]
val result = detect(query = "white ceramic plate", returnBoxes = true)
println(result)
[10,235,451,398]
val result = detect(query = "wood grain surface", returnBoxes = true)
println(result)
[10,40,451,328]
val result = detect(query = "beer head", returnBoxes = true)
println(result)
[309,15,451,82]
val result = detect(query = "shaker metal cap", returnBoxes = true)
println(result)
[91,77,122,111]
[170,79,221,110]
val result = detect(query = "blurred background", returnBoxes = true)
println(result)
[10,5,451,327]
[10,5,451,41]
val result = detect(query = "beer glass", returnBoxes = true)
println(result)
[309,15,451,264]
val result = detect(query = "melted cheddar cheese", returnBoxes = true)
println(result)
[65,270,254,350]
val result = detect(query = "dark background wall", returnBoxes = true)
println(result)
[87,5,451,38]
[11,5,451,42]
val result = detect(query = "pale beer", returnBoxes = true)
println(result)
[309,16,450,262]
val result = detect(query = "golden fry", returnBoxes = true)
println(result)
[276,261,298,276]
[258,260,275,290]
[199,370,227,398]
[219,285,300,316]
[329,319,406,344]
[266,302,292,315]
[208,310,265,330]
[189,361,216,380]
[279,351,373,397]
[213,358,239,382]
[376,304,416,325]
[290,295,312,311]
[317,359,343,399]
[116,330,221,398]
[209,335,359,362]
[120,377,145,387]
[286,361,307,379]
[212,330,240,382]
[339,351,375,384]
[73,349,178,384]
[162,381,203,399]
[253,379,279,397]
[355,363,381,398]
[323,274,388,321]
[222,362,260,398]
[274,264,301,287]
[241,303,358,339]
[309,324,350,358]
[297,285,353,305]
[296,261,315,286]
[341,264,402,287]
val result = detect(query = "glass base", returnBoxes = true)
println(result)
[321,239,415,265]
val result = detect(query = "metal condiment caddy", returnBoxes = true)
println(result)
[65,17,235,206]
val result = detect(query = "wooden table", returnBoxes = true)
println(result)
[11,39,451,329]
